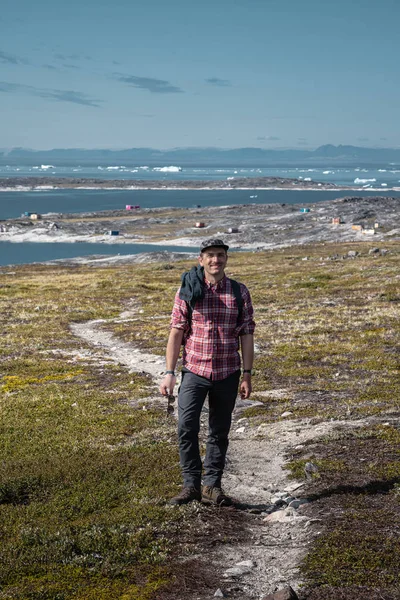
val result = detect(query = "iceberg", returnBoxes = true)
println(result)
[153,166,182,172]
[354,178,376,184]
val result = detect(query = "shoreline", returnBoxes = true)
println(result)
[1,195,399,269]
[2,186,400,193]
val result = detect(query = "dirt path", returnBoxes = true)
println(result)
[70,312,365,599]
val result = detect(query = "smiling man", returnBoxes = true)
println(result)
[159,238,255,506]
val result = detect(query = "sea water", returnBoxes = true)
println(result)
[0,241,197,267]
[1,169,400,266]
[1,163,400,187]
[2,188,400,221]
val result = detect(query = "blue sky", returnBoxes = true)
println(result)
[1,0,399,150]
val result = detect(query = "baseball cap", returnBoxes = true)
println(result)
[200,238,229,253]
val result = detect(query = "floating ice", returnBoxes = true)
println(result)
[304,177,312,181]
[354,178,376,184]
[153,166,182,172]
[381,183,388,186]
[323,170,334,174]
[40,165,55,169]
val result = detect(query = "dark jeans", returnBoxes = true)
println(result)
[177,369,240,489]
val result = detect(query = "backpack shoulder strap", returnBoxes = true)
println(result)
[185,299,195,334]
[229,279,243,324]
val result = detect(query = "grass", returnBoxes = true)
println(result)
[285,422,400,598]
[1,240,400,599]
[0,264,190,599]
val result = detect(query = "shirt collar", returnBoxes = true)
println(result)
[204,274,227,290]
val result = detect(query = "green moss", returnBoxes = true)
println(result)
[303,528,400,588]
[1,370,85,392]
[284,458,348,480]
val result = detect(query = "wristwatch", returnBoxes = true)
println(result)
[165,370,175,376]
[243,369,254,375]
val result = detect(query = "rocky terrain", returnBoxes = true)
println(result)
[1,196,399,255]
[1,176,347,190]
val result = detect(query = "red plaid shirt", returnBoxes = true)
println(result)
[170,275,255,381]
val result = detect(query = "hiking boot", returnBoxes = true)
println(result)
[201,485,233,506]
[168,486,201,506]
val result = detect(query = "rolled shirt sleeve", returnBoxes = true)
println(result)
[237,284,255,336]
[170,289,189,332]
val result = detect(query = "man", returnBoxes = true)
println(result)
[159,238,255,506]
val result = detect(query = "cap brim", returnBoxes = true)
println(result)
[200,244,229,252]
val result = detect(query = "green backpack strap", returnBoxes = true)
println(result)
[186,278,243,332]
[230,278,244,325]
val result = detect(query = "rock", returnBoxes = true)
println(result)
[288,499,303,509]
[271,495,286,505]
[223,560,255,578]
[235,426,246,433]
[280,411,293,418]
[261,585,299,600]
[264,506,309,523]
[236,560,256,568]
[223,566,249,578]
[304,461,319,479]
[284,482,305,494]
[282,495,295,504]
[369,247,380,254]
[214,589,225,597]
[347,250,358,257]
[263,507,295,522]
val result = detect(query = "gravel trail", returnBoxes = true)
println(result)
[70,311,367,599]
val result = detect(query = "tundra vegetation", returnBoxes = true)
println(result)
[1,241,399,599]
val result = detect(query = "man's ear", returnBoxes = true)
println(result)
[198,254,204,266]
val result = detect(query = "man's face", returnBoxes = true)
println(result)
[199,247,228,279]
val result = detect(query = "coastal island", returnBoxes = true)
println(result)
[1,195,399,256]
[1,175,350,191]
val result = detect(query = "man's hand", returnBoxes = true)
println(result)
[240,374,252,399]
[159,374,177,397]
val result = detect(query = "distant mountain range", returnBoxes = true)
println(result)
[1,144,400,166]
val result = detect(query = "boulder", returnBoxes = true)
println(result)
[261,585,299,600]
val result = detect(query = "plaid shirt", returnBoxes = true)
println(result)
[170,275,255,381]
